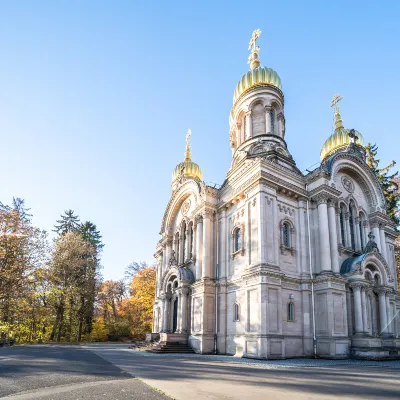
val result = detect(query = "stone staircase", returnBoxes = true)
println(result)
[146,341,195,354]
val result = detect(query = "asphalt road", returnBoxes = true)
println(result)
[0,345,168,399]
[2,344,400,400]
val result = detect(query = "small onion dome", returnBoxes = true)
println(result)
[172,159,203,182]
[320,128,365,161]
[172,133,203,182]
[233,66,282,104]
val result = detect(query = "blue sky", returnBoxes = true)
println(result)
[0,1,399,280]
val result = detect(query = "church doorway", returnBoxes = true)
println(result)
[173,297,178,332]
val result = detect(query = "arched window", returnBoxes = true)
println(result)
[182,223,187,262]
[287,303,294,322]
[234,228,242,252]
[340,205,346,246]
[282,222,291,248]
[349,204,355,250]
[189,224,194,259]
[233,303,240,321]
[175,233,180,263]
[270,110,275,135]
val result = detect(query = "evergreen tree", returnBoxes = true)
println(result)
[53,210,80,235]
[365,143,400,227]
[79,221,104,251]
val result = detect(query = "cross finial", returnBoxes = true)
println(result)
[248,29,261,70]
[330,94,344,130]
[184,129,192,161]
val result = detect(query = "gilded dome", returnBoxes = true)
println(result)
[320,128,365,160]
[172,129,203,182]
[172,159,203,182]
[233,65,282,104]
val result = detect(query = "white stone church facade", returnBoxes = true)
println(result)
[151,31,400,359]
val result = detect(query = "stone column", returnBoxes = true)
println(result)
[351,284,364,335]
[202,211,211,279]
[355,217,362,252]
[180,287,189,333]
[258,192,266,265]
[195,215,203,280]
[220,208,227,279]
[162,294,171,332]
[361,287,368,333]
[363,221,370,248]
[298,200,308,275]
[277,113,284,138]
[386,292,392,335]
[245,111,252,139]
[371,222,382,252]
[165,241,172,275]
[328,201,339,273]
[379,226,388,262]
[265,106,272,135]
[316,195,332,272]
[376,288,388,335]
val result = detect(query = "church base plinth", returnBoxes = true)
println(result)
[146,333,160,342]
[159,333,188,344]
[351,337,400,360]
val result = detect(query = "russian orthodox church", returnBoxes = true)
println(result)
[151,30,400,359]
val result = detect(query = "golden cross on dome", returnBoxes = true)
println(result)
[330,94,343,112]
[330,94,344,130]
[184,129,192,161]
[186,129,191,144]
[248,29,261,70]
[248,29,261,52]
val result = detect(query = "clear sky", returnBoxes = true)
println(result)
[1,1,399,280]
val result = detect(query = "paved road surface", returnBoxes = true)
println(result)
[2,343,400,399]
[86,343,400,400]
[0,345,168,399]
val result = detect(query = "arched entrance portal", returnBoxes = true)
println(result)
[160,266,194,335]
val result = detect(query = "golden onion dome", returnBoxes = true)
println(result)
[320,94,365,160]
[233,29,282,105]
[172,129,203,182]
[233,66,282,104]
[320,128,365,160]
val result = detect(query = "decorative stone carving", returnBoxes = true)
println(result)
[181,199,191,215]
[168,250,178,266]
[364,232,379,254]
[341,176,355,193]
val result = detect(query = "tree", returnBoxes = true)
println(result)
[365,143,400,227]
[48,231,96,342]
[0,198,49,342]
[79,221,104,250]
[119,264,156,339]
[124,261,150,281]
[53,210,81,235]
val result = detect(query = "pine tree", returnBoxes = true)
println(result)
[79,221,104,250]
[53,210,81,235]
[365,143,400,227]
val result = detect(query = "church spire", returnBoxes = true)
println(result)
[184,129,192,161]
[330,93,344,130]
[248,29,262,70]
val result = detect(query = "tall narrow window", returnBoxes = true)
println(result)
[282,222,291,248]
[189,225,194,259]
[182,223,186,262]
[340,206,346,246]
[234,303,239,321]
[270,110,275,135]
[287,303,294,322]
[349,206,355,250]
[176,233,180,263]
[234,228,241,252]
